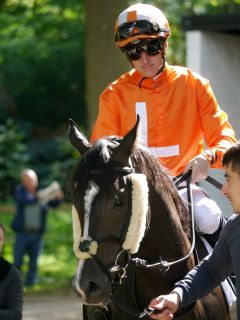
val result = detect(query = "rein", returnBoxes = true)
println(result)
[131,170,223,272]
[132,169,195,272]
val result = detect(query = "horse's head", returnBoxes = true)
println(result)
[69,117,149,305]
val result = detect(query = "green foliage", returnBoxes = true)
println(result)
[0,117,80,200]
[0,0,85,200]
[27,132,78,200]
[0,116,79,200]
[0,0,86,130]
[190,0,240,14]
[0,119,29,200]
[0,202,76,293]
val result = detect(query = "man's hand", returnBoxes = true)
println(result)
[183,153,209,183]
[148,292,180,319]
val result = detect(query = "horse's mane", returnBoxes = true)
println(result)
[130,146,190,236]
[71,137,190,236]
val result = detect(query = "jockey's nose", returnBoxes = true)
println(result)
[139,51,150,64]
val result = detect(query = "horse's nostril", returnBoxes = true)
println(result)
[89,281,100,293]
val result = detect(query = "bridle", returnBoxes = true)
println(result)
[78,166,135,290]
[79,166,196,285]
[77,164,223,319]
[78,163,223,277]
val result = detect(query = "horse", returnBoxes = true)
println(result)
[69,116,230,320]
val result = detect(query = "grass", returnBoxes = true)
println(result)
[0,201,77,295]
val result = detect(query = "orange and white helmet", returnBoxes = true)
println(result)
[115,3,170,48]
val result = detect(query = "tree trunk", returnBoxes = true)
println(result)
[86,0,129,133]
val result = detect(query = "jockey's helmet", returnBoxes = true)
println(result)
[115,3,170,49]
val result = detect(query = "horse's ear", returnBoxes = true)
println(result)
[112,115,140,164]
[69,119,90,155]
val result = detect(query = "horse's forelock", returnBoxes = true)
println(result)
[85,139,112,165]
[70,137,120,194]
[95,139,112,163]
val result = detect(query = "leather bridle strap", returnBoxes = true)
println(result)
[89,167,134,175]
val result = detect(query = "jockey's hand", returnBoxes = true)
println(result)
[148,293,180,319]
[183,153,210,183]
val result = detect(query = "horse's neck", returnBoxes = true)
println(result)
[139,185,193,261]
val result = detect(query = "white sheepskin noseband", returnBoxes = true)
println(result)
[72,205,98,260]
[122,173,149,254]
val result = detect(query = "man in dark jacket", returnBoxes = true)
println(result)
[0,223,23,320]
[148,141,240,320]
[11,169,63,287]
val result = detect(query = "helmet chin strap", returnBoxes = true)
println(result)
[139,50,166,88]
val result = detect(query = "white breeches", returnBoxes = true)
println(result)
[178,184,222,234]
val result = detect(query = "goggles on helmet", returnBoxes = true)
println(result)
[115,20,169,43]
[122,38,165,61]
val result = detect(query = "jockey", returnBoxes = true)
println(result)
[91,3,237,245]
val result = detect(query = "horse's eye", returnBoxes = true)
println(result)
[114,194,124,207]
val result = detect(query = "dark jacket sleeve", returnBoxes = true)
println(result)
[0,268,23,320]
[48,198,62,208]
[14,185,38,205]
[12,185,39,232]
[173,217,233,306]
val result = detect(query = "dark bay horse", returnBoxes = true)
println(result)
[69,117,230,320]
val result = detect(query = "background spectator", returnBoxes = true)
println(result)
[11,168,63,287]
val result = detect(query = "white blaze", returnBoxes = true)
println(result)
[72,181,100,295]
[83,180,99,238]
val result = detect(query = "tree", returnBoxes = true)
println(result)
[85,0,129,132]
[0,0,86,132]
[0,118,29,200]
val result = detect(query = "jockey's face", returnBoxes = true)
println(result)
[124,38,167,78]
[222,165,240,214]
[132,51,163,78]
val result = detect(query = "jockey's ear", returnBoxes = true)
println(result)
[69,119,90,155]
[112,115,140,165]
